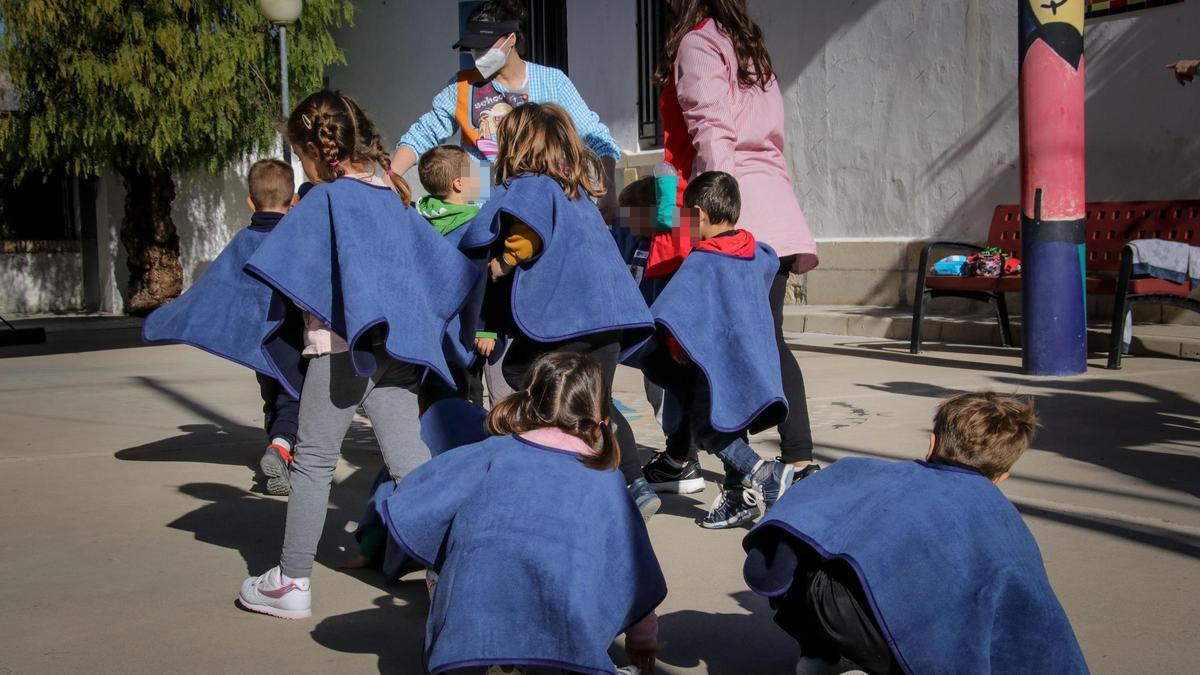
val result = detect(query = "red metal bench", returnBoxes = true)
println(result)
[910,201,1200,368]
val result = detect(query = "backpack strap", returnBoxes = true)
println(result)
[455,69,483,150]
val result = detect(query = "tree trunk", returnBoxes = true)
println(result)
[120,168,182,315]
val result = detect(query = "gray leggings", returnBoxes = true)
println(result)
[279,350,425,579]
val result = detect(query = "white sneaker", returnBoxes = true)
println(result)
[237,566,311,619]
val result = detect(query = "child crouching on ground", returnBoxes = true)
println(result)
[378,352,666,674]
[637,171,803,529]
[743,392,1088,674]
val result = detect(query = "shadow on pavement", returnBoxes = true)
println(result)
[311,588,430,674]
[655,590,798,674]
[861,376,1200,499]
[790,340,1026,375]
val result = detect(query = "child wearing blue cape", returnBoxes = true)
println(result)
[142,159,304,497]
[637,171,803,530]
[462,102,661,518]
[380,352,666,675]
[743,393,1089,675]
[235,91,478,620]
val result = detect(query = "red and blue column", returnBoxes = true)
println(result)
[1019,0,1088,375]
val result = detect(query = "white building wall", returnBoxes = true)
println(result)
[20,0,1194,314]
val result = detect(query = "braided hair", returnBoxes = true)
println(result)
[286,90,412,203]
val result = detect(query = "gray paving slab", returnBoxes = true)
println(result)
[0,325,1197,674]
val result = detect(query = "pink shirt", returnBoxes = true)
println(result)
[674,20,817,270]
[515,427,659,651]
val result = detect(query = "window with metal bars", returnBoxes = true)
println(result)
[636,0,668,148]
[0,169,80,249]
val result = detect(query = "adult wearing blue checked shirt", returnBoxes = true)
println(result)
[390,0,622,220]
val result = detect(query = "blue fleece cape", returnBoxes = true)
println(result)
[743,457,1089,675]
[379,433,667,675]
[456,175,654,358]
[636,242,786,434]
[357,399,491,579]
[245,178,478,388]
[141,222,305,397]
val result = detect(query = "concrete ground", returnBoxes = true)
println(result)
[0,319,1197,674]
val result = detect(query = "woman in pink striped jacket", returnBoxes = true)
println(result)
[641,0,821,526]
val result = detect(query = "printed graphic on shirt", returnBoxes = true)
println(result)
[471,80,527,159]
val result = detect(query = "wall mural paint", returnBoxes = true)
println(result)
[1018,0,1088,375]
[1086,0,1184,19]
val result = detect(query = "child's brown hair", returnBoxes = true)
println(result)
[932,392,1039,479]
[618,176,656,208]
[247,159,295,211]
[418,145,470,199]
[285,90,411,203]
[486,352,619,471]
[493,102,606,201]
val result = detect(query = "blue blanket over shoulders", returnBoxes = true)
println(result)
[380,432,667,675]
[457,175,654,357]
[245,178,478,388]
[142,222,304,396]
[743,457,1089,675]
[637,242,785,434]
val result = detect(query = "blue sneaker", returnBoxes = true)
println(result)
[628,477,662,520]
[700,489,758,529]
[745,459,796,511]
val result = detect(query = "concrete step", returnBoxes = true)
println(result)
[783,305,1200,360]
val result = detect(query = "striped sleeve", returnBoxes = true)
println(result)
[398,81,460,156]
[673,30,737,175]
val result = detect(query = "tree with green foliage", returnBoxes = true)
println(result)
[0,1,353,313]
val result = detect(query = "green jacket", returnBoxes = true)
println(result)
[417,195,480,236]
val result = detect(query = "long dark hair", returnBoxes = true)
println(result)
[486,352,619,471]
[286,90,411,203]
[468,0,529,55]
[655,0,775,91]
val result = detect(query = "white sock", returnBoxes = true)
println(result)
[271,436,292,452]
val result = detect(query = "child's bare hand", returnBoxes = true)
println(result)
[1167,59,1199,86]
[475,337,495,357]
[488,258,506,281]
[625,644,659,673]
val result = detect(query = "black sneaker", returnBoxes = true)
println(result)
[792,462,821,483]
[700,489,759,529]
[642,452,706,494]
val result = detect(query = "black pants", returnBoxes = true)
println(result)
[255,373,300,443]
[503,331,642,485]
[772,254,814,463]
[774,556,902,675]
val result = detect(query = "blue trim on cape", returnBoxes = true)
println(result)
[743,457,1089,675]
[380,433,667,675]
[456,175,654,358]
[243,178,479,388]
[141,225,304,397]
[637,243,787,434]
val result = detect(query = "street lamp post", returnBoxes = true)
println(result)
[259,1,303,162]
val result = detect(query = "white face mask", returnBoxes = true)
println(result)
[472,35,512,79]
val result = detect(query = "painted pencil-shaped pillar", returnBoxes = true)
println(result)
[1019,0,1088,375]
